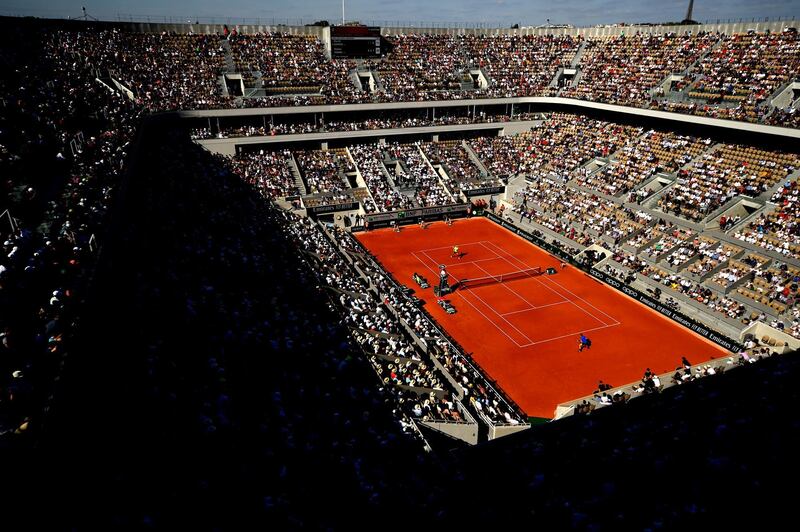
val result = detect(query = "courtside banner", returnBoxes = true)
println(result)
[485,212,742,353]
[464,185,505,197]
[307,202,360,214]
[365,203,470,224]
[588,268,742,353]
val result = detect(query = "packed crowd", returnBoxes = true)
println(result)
[764,106,800,128]
[650,98,772,123]
[384,143,453,207]
[367,33,581,100]
[733,178,800,259]
[295,149,348,195]
[563,32,718,105]
[684,238,741,278]
[230,32,330,90]
[658,144,800,222]
[576,130,712,197]
[512,176,653,248]
[637,264,749,320]
[192,111,538,141]
[43,26,800,127]
[463,34,582,97]
[0,27,143,441]
[688,30,800,109]
[468,136,523,179]
[640,225,695,260]
[348,145,413,213]
[619,222,797,334]
[372,34,466,98]
[227,149,299,198]
[54,29,230,110]
[737,262,800,320]
[469,114,643,185]
[6,20,800,530]
[709,253,770,290]
[281,215,466,424]
[526,114,643,182]
[421,141,487,194]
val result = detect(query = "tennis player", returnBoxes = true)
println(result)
[578,334,592,352]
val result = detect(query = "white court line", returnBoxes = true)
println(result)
[500,300,571,316]
[482,238,620,325]
[411,251,530,348]
[481,240,611,327]
[478,240,604,325]
[411,251,451,281]
[540,275,621,326]
[439,256,509,268]
[412,241,618,349]
[421,249,508,285]
[420,250,468,284]
[528,322,620,346]
[488,237,621,326]
[417,241,494,253]
[471,260,540,310]
[458,288,535,347]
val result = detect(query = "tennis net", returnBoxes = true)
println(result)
[458,266,542,289]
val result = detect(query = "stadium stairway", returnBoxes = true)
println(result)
[378,157,399,189]
[691,37,721,71]
[683,36,724,78]
[216,74,228,96]
[570,40,588,68]
[371,70,385,92]
[349,67,364,92]
[253,71,265,91]
[652,39,723,101]
[679,74,707,100]
[220,38,236,73]
[383,157,419,203]
[462,140,490,177]
[418,146,457,204]
[677,39,725,98]
[289,153,308,195]
[549,67,564,90]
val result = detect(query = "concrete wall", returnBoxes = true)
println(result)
[489,423,531,440]
[123,21,327,37]
[381,19,798,37]
[96,18,798,38]
[420,419,479,445]
[740,321,800,352]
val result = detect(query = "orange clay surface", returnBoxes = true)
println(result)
[356,217,731,418]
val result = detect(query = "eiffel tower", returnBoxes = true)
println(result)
[682,0,698,24]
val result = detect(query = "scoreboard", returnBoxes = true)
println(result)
[331,26,383,58]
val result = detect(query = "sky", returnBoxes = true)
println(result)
[0,0,798,27]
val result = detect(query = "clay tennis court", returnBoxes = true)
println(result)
[356,217,731,419]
